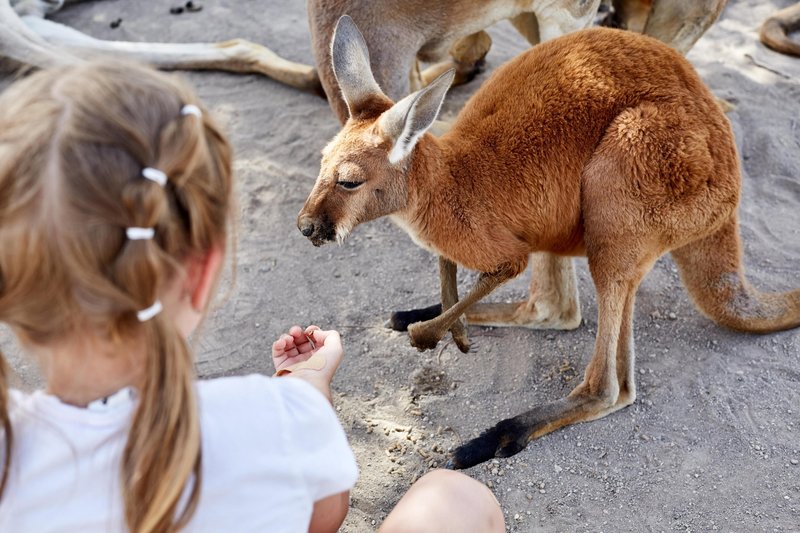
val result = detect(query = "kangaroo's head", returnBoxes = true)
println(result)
[297,15,454,246]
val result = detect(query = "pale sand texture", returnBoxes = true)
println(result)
[1,0,799,531]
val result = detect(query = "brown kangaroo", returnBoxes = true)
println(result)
[297,16,800,468]
[308,0,729,341]
[760,2,800,57]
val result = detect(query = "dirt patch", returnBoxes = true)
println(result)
[2,1,799,531]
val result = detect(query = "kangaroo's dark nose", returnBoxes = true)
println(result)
[298,217,315,237]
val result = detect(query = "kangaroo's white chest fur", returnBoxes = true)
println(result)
[390,214,440,255]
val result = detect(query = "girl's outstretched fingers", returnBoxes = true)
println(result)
[272,326,340,376]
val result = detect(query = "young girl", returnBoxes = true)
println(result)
[0,62,503,532]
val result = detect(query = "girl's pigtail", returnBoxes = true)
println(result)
[122,316,201,533]
[113,107,208,533]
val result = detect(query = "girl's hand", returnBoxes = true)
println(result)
[272,326,343,385]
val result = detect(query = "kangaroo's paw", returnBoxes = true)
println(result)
[449,315,471,354]
[386,303,442,331]
[408,321,446,352]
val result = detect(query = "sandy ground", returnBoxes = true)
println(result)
[2,0,800,531]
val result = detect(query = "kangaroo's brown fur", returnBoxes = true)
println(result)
[308,0,730,340]
[298,17,800,468]
[760,2,800,57]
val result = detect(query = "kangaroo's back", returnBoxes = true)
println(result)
[448,27,725,170]
[436,28,735,258]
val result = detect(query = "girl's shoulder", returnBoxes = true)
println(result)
[195,374,353,460]
[196,373,333,428]
[195,374,359,505]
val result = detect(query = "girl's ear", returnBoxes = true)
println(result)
[186,243,225,312]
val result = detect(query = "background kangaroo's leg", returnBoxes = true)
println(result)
[419,31,492,88]
[534,0,600,42]
[466,253,581,330]
[439,257,471,353]
[609,0,651,32]
[643,0,728,54]
[18,15,323,95]
[1,0,82,68]
[509,12,541,46]
[408,260,526,351]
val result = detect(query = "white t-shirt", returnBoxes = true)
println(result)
[0,375,358,532]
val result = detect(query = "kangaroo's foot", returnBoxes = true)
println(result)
[387,304,441,332]
[446,385,636,469]
[466,299,581,330]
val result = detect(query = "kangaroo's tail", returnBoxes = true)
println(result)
[759,3,800,58]
[671,213,800,333]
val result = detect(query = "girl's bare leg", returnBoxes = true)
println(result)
[379,470,505,533]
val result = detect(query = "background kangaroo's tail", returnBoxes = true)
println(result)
[671,214,800,333]
[759,3,800,58]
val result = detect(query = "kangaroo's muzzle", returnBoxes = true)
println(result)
[297,213,336,246]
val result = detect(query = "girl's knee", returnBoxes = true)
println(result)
[380,469,505,533]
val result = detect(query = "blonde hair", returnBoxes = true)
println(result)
[0,62,233,532]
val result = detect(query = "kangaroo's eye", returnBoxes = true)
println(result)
[337,181,364,190]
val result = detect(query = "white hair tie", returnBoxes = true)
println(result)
[181,104,202,118]
[137,300,163,322]
[142,167,168,187]
[126,227,155,240]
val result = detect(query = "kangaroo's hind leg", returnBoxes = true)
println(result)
[388,253,581,332]
[466,253,582,330]
[449,247,655,468]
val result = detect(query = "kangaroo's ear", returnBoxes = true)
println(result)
[331,15,386,119]
[379,69,455,164]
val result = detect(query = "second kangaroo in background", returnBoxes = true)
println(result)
[298,16,800,468]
